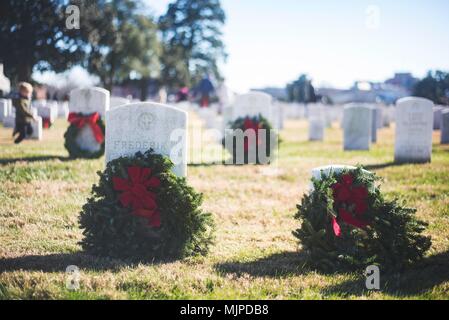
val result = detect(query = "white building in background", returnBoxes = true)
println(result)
[317,80,411,105]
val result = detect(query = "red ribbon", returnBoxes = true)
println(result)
[243,118,263,151]
[68,112,104,144]
[331,173,370,237]
[113,166,161,227]
[42,118,51,129]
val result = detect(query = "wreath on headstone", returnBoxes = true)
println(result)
[222,114,277,164]
[293,166,431,272]
[64,112,105,159]
[79,149,215,261]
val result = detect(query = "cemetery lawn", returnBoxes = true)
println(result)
[1,115,448,300]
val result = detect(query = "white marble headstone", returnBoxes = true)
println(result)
[197,108,217,129]
[2,101,14,128]
[441,110,449,144]
[57,101,70,119]
[310,165,371,191]
[29,117,43,140]
[311,164,358,181]
[69,87,110,117]
[394,97,434,163]
[308,105,325,141]
[343,104,372,150]
[370,105,378,143]
[37,104,58,123]
[0,99,8,121]
[0,64,11,95]
[105,102,188,177]
[231,92,273,123]
[433,106,444,130]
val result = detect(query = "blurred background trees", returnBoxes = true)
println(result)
[159,0,226,88]
[413,70,449,105]
[0,0,85,83]
[0,0,226,96]
[287,75,317,104]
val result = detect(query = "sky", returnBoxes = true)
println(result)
[35,0,449,93]
[149,0,449,93]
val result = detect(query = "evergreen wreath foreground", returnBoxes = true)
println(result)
[64,112,105,159]
[294,167,431,272]
[222,114,278,165]
[79,149,215,261]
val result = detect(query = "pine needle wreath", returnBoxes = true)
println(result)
[64,112,105,159]
[79,149,215,261]
[293,166,431,272]
[222,114,278,164]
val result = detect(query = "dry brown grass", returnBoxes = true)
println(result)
[0,115,448,299]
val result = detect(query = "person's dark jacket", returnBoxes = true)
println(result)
[12,97,34,125]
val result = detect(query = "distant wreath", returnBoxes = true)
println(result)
[64,112,105,159]
[222,114,278,164]
[294,167,431,272]
[79,149,215,260]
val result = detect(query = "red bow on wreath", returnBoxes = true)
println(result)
[243,118,262,151]
[112,166,161,227]
[42,118,51,129]
[331,173,369,237]
[68,112,104,144]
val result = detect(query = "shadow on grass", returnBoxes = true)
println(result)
[188,162,225,167]
[0,252,177,273]
[363,162,407,170]
[322,250,449,297]
[215,250,449,297]
[215,251,315,277]
[0,155,72,165]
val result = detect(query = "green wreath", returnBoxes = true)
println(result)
[64,113,105,159]
[79,149,215,261]
[222,114,278,164]
[293,166,431,272]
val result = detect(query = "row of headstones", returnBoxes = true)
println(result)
[0,98,43,139]
[343,97,449,163]
[307,103,394,142]
[1,98,74,140]
[177,92,285,143]
[66,87,187,176]
[71,89,288,175]
[222,91,284,130]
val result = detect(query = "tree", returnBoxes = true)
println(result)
[287,75,317,103]
[0,0,85,83]
[159,0,226,89]
[75,0,161,94]
[414,70,449,105]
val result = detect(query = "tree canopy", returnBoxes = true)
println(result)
[0,0,85,83]
[0,0,226,94]
[414,70,449,105]
[159,0,226,88]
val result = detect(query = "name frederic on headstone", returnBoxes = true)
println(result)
[105,102,188,177]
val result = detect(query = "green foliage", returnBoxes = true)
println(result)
[73,0,161,93]
[413,70,449,105]
[293,167,431,272]
[79,149,215,261]
[222,114,278,165]
[63,117,105,159]
[0,0,85,82]
[158,0,226,88]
